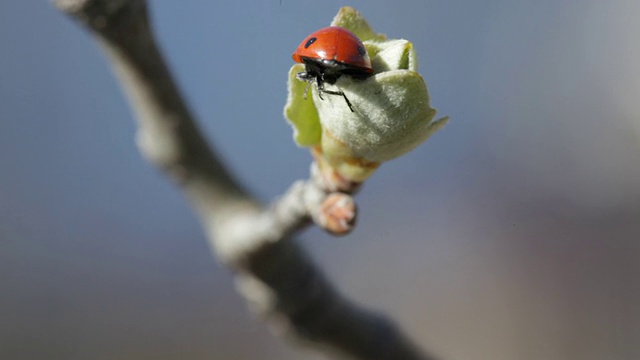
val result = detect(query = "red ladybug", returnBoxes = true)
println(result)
[292,26,374,112]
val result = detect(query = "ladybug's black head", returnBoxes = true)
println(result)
[300,56,371,86]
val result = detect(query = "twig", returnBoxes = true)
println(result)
[53,1,435,359]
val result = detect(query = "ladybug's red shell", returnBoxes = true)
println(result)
[291,26,374,112]
[292,26,373,73]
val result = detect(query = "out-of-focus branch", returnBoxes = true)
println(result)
[53,1,434,359]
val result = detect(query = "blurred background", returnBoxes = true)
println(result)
[1,1,639,359]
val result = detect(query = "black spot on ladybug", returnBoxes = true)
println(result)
[304,37,317,49]
[357,46,366,56]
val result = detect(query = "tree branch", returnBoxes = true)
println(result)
[54,1,435,359]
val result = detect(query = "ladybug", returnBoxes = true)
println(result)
[292,26,374,112]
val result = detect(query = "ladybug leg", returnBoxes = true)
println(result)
[342,93,354,112]
[296,71,314,82]
[316,76,325,100]
[316,79,354,112]
[320,88,354,112]
[297,70,354,112]
[302,81,312,100]
[296,71,315,100]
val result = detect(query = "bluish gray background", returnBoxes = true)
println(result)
[1,1,639,360]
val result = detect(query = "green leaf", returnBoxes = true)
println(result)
[331,6,386,42]
[368,39,418,73]
[316,70,442,163]
[283,7,449,184]
[283,64,321,147]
